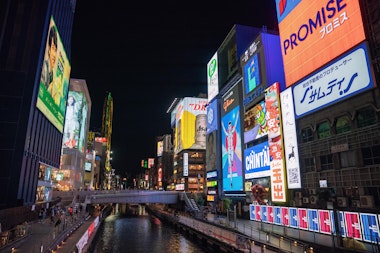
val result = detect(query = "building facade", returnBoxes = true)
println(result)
[0,0,76,209]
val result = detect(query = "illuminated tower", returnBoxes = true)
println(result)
[101,91,114,189]
[102,91,113,151]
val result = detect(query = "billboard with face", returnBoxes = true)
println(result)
[63,91,88,153]
[37,16,71,132]
[221,83,243,191]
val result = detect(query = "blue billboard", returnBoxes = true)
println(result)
[244,141,270,179]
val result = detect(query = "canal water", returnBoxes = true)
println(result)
[91,206,210,253]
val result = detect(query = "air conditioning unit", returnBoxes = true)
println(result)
[295,192,302,198]
[352,199,361,208]
[303,197,310,204]
[337,197,348,207]
[309,189,317,195]
[360,196,374,208]
[291,199,303,206]
[310,195,318,204]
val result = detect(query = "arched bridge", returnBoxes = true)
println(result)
[83,190,180,204]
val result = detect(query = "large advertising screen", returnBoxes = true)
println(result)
[63,91,88,153]
[174,97,208,153]
[244,141,270,179]
[243,53,261,94]
[275,0,366,87]
[37,16,71,132]
[221,83,243,191]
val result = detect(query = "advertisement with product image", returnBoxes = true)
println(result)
[37,16,71,132]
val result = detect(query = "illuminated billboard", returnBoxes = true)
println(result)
[244,141,270,179]
[174,97,208,153]
[280,88,301,189]
[243,53,261,94]
[221,83,243,191]
[207,52,219,102]
[243,100,267,143]
[241,33,285,105]
[293,42,375,119]
[157,141,163,157]
[63,91,88,152]
[265,82,286,202]
[37,16,71,132]
[206,99,219,134]
[275,0,366,86]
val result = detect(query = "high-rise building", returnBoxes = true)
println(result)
[0,0,76,209]
[59,78,91,191]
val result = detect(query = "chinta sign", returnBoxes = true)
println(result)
[275,0,366,87]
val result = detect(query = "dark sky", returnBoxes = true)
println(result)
[70,1,278,177]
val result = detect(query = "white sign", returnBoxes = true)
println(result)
[281,88,301,189]
[293,44,372,118]
[183,153,188,176]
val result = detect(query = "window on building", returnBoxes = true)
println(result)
[301,127,313,143]
[335,115,351,134]
[340,150,356,168]
[303,157,316,172]
[317,121,331,139]
[320,154,333,171]
[362,145,380,166]
[357,106,377,128]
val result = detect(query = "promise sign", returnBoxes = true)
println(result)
[275,0,366,87]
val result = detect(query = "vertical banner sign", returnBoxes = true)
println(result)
[308,209,319,232]
[207,52,219,102]
[267,206,274,223]
[265,82,286,202]
[221,83,243,191]
[319,210,332,234]
[298,208,308,230]
[280,88,301,189]
[261,205,268,223]
[331,210,346,237]
[183,153,189,176]
[281,207,289,226]
[249,204,256,221]
[344,212,362,240]
[360,213,379,243]
[289,207,298,228]
[255,205,261,221]
[274,206,282,225]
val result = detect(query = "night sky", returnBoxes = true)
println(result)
[70,1,279,177]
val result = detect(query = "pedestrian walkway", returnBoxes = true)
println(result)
[0,211,92,253]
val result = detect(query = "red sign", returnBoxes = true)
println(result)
[267,206,274,223]
[319,210,332,234]
[281,207,289,226]
[298,208,308,230]
[344,212,362,240]
[255,205,261,221]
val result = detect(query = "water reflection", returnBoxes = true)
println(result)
[93,209,207,253]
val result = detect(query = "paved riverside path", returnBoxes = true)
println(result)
[0,214,94,253]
